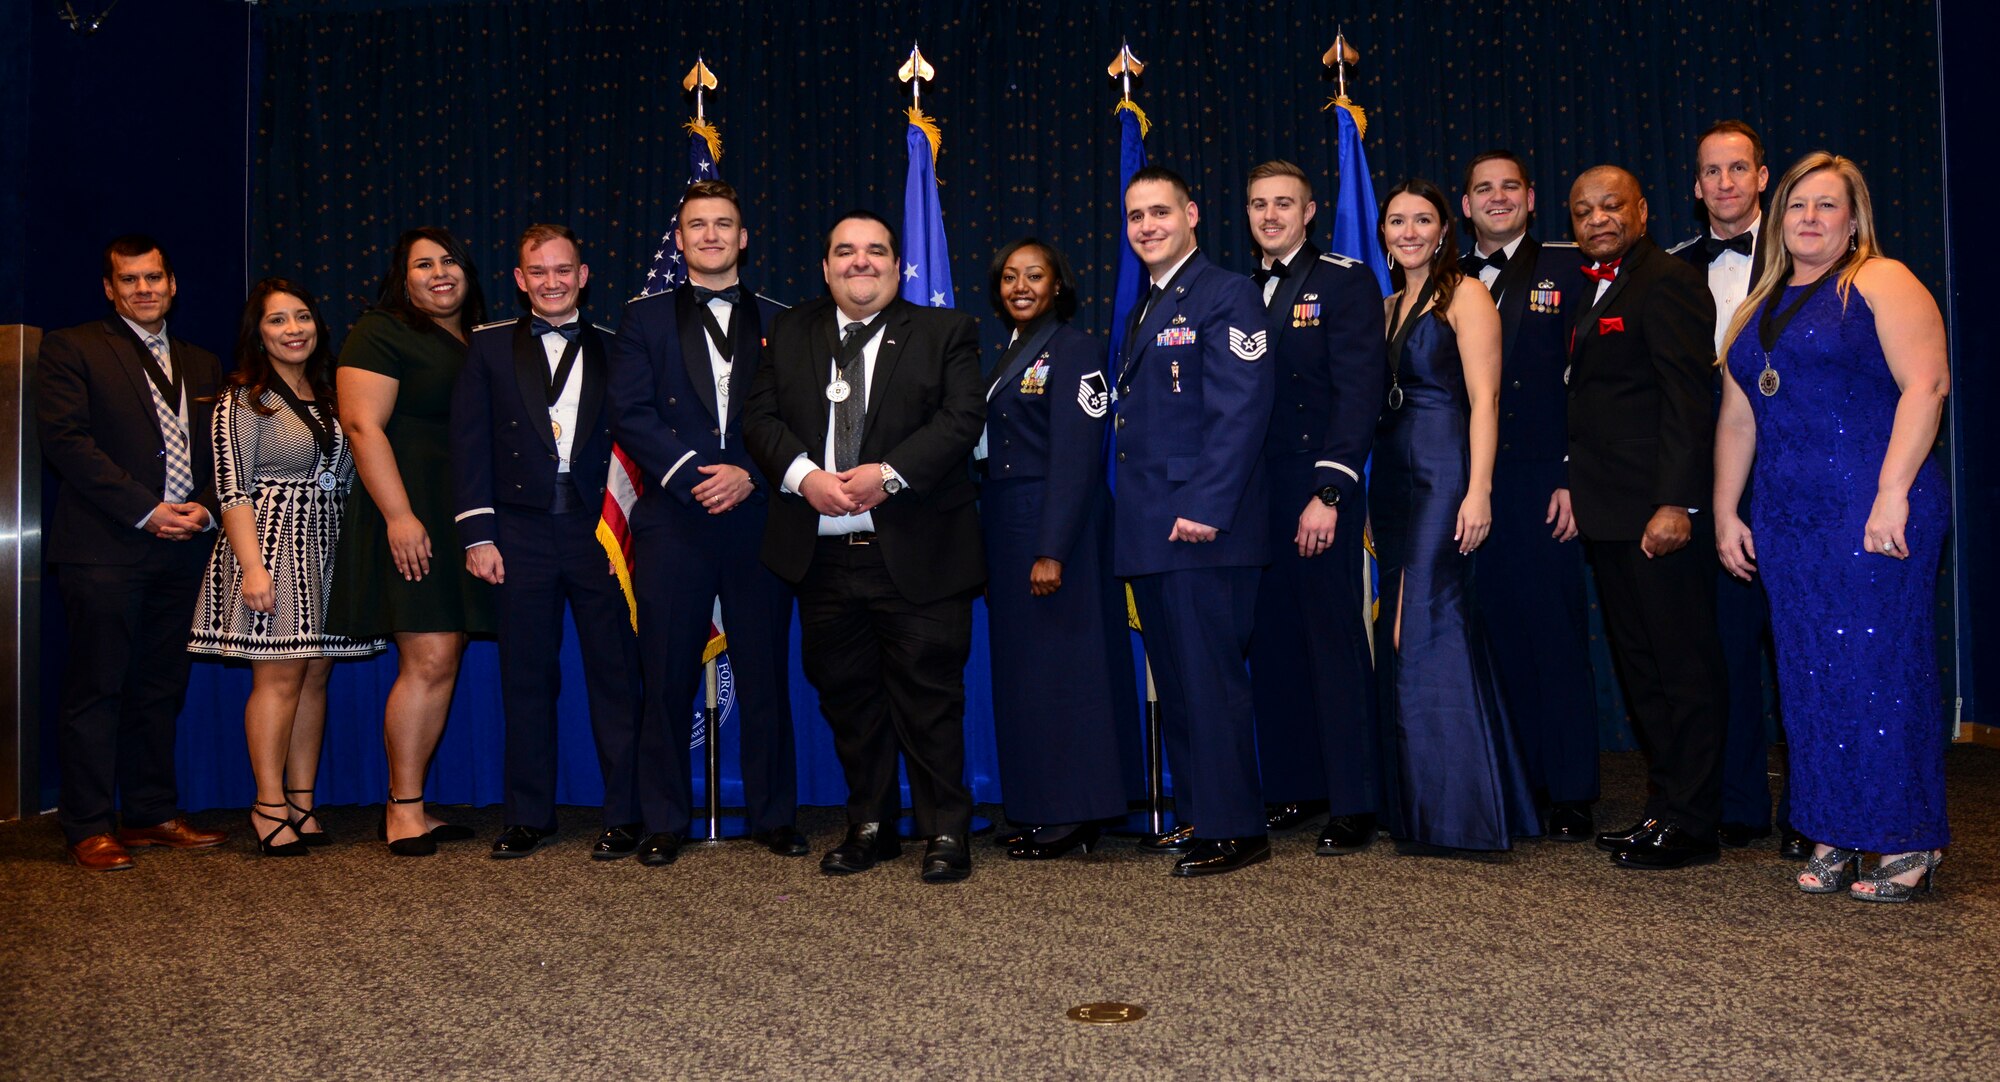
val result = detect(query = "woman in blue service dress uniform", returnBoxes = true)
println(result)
[1715,153,1952,902]
[1371,179,1539,855]
[977,238,1139,860]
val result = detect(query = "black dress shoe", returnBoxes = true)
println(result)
[1778,825,1812,862]
[750,825,810,857]
[1609,823,1721,870]
[1548,803,1595,843]
[1171,835,1272,877]
[820,822,902,875]
[1595,818,1664,852]
[1265,800,1329,832]
[638,832,684,866]
[428,822,476,843]
[1008,822,1100,861]
[992,827,1031,848]
[1138,823,1197,853]
[591,824,643,861]
[491,825,552,859]
[920,833,972,883]
[1716,821,1769,848]
[1315,813,1376,855]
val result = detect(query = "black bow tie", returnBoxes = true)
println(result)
[1461,250,1509,276]
[531,316,581,341]
[1701,233,1754,264]
[691,284,741,306]
[1251,260,1292,286]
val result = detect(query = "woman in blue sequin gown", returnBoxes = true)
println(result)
[1716,154,1951,899]
[1371,179,1540,853]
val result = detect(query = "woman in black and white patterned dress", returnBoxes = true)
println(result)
[191,279,383,855]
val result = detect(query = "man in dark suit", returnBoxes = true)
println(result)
[607,182,806,864]
[1665,120,1800,859]
[37,234,229,870]
[1458,150,1601,842]
[1564,166,1730,870]
[451,224,649,862]
[1239,160,1385,855]
[1115,166,1275,877]
[742,210,985,883]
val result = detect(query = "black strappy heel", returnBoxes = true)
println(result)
[382,793,438,857]
[252,801,310,857]
[284,788,333,847]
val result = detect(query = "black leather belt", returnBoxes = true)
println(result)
[819,531,877,546]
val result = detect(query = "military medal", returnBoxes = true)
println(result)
[1170,360,1182,394]
[826,378,852,403]
[1387,382,1405,410]
[1382,277,1435,415]
[1757,363,1780,397]
[718,372,731,398]
[316,470,338,492]
[1754,257,1847,401]
[550,418,563,441]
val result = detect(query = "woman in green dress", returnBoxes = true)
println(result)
[329,227,494,856]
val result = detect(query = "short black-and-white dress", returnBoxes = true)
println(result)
[190,384,385,660]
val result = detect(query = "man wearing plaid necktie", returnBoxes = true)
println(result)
[36,235,228,871]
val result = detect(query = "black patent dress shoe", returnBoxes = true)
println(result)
[1007,822,1100,861]
[1265,800,1329,832]
[1778,824,1812,861]
[1716,821,1769,848]
[1609,823,1721,870]
[820,822,902,875]
[1315,813,1376,855]
[1596,818,1664,852]
[1548,803,1595,843]
[591,824,643,861]
[750,825,810,857]
[992,827,1031,848]
[1138,823,1197,853]
[1172,835,1272,877]
[638,832,684,866]
[491,825,552,859]
[920,833,972,883]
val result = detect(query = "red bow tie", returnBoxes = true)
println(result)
[1580,259,1622,284]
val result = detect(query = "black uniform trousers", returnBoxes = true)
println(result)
[796,536,974,837]
[631,501,798,833]
[1131,566,1265,839]
[492,502,645,832]
[53,540,208,843]
[1586,527,1730,835]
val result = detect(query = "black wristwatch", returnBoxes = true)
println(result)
[1316,485,1341,508]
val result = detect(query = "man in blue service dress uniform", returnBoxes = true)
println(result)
[1114,166,1277,877]
[1239,160,1387,855]
[607,180,807,864]
[452,224,650,862]
[1457,151,1601,842]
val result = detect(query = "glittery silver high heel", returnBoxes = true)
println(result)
[1795,846,1861,894]
[1850,849,1942,903]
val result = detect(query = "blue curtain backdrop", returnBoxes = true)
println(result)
[161,0,1951,812]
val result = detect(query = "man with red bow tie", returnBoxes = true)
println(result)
[1563,166,1729,871]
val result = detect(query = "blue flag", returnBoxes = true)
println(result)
[1328,103,1391,297]
[637,124,722,298]
[901,112,954,307]
[1105,105,1149,367]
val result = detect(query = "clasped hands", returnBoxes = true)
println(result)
[800,464,891,517]
[144,501,210,541]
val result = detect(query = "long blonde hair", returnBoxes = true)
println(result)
[1718,152,1882,363]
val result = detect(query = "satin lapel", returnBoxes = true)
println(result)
[1494,235,1538,361]
[862,302,911,435]
[512,320,560,454]
[986,319,1062,402]
[1265,249,1311,349]
[676,289,721,424]
[101,320,166,442]
[724,297,765,430]
[574,325,607,446]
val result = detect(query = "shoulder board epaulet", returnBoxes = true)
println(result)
[1542,240,1580,249]
[1319,251,1363,268]
[472,317,520,333]
[756,292,792,310]
[593,322,618,337]
[1666,235,1701,255]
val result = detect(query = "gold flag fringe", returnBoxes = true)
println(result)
[1320,95,1368,140]
[907,106,943,167]
[1112,98,1152,138]
[685,118,723,163]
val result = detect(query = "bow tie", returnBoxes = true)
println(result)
[1700,232,1754,264]
[531,316,581,341]
[1461,250,1509,276]
[1580,259,1622,284]
[691,284,741,306]
[1251,260,1291,286]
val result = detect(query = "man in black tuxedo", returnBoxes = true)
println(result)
[1563,168,1729,870]
[742,210,986,883]
[37,235,229,870]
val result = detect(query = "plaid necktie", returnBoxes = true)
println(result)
[833,321,870,471]
[144,335,194,502]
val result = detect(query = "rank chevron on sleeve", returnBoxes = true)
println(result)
[1228,327,1268,361]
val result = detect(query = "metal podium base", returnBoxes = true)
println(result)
[690,815,753,844]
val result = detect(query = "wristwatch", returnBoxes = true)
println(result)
[1316,485,1341,508]
[879,463,904,496]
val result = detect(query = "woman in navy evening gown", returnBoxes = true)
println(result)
[1715,153,1951,901]
[977,238,1139,860]
[1371,179,1539,853]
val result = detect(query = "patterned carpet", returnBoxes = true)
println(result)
[3,747,1996,1081]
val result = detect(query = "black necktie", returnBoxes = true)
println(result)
[1130,285,1162,338]
[1701,233,1754,264]
[834,320,871,471]
[531,316,581,341]
[692,284,741,306]
[1251,260,1291,286]
[1462,249,1509,277]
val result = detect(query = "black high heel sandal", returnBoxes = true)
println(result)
[382,793,438,857]
[285,788,333,847]
[252,801,310,857]
[1008,822,1101,861]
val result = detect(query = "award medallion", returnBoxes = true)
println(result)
[826,379,852,403]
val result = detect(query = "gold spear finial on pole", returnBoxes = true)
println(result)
[1320,28,1367,137]
[897,42,936,109]
[1106,38,1150,136]
[683,56,718,122]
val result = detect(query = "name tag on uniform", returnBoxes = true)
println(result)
[1156,326,1197,347]
[1019,353,1050,395]
[1291,302,1321,328]
[1530,280,1563,314]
